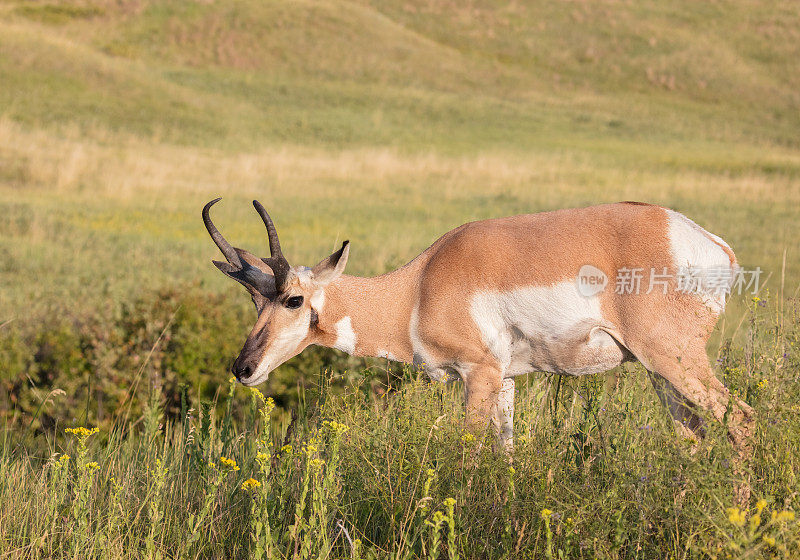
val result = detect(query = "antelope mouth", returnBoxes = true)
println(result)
[232,359,272,387]
[238,374,267,387]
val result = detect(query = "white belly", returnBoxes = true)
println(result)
[470,281,627,377]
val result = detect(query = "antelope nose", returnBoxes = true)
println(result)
[231,361,252,381]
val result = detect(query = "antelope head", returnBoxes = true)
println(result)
[203,198,349,385]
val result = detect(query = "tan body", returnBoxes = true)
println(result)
[203,200,753,452]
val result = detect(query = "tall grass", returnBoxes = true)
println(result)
[1,300,798,559]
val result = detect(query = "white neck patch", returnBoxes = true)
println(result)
[333,316,357,354]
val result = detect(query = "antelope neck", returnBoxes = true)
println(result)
[319,267,419,363]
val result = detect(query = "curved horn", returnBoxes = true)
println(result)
[252,200,283,257]
[202,198,243,268]
[252,200,291,291]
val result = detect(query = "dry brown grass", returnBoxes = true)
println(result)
[3,117,799,207]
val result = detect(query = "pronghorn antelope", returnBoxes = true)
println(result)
[202,199,753,451]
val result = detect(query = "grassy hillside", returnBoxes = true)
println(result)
[1,0,799,314]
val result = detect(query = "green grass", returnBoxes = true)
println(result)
[2,303,799,559]
[1,0,800,557]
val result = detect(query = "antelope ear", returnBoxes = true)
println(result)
[234,248,274,276]
[213,248,276,297]
[311,241,349,286]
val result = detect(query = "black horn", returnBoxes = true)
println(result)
[202,198,243,268]
[253,200,291,291]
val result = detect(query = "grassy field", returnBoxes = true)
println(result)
[2,312,800,559]
[1,0,799,557]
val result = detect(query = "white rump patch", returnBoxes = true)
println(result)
[665,209,735,314]
[333,316,357,354]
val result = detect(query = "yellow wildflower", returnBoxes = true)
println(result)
[250,387,270,405]
[335,421,349,433]
[461,432,475,444]
[727,507,746,527]
[508,466,516,475]
[309,458,325,471]
[280,444,293,455]
[65,427,99,438]
[541,509,553,521]
[241,478,261,491]
[763,535,776,547]
[250,387,265,401]
[256,452,270,462]
[219,456,240,471]
[756,499,767,514]
[775,511,795,523]
[84,462,100,471]
[323,420,349,434]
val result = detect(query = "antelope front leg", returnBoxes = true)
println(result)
[463,365,503,438]
[492,377,515,453]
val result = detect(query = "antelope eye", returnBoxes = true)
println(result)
[285,295,304,309]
